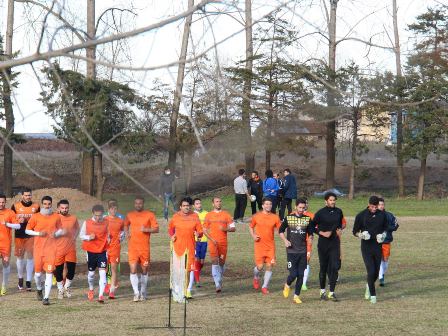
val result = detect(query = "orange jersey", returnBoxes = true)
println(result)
[203,210,233,244]
[56,214,79,256]
[106,215,124,250]
[12,201,40,238]
[0,209,17,251]
[125,210,158,252]
[169,212,202,258]
[81,218,109,253]
[26,213,61,256]
[304,211,315,220]
[250,212,281,251]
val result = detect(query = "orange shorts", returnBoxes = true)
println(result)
[14,237,34,257]
[254,248,276,266]
[382,243,391,261]
[128,249,149,267]
[55,249,77,266]
[0,246,11,263]
[34,254,55,273]
[208,242,227,263]
[108,246,121,264]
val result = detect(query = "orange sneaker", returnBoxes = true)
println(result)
[87,290,94,301]
[253,278,260,290]
[261,287,269,295]
[98,295,105,303]
[104,284,110,295]
[109,291,115,299]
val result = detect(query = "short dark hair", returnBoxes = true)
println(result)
[135,196,145,202]
[284,168,291,174]
[252,170,259,176]
[108,200,118,209]
[164,166,170,171]
[324,192,337,201]
[57,199,69,207]
[378,197,385,203]
[238,168,245,176]
[22,187,32,194]
[41,196,52,203]
[262,197,272,205]
[296,198,307,206]
[369,196,380,206]
[180,197,193,206]
[92,204,105,213]
[193,198,201,203]
[265,169,273,178]
[0,194,6,201]
[212,196,221,202]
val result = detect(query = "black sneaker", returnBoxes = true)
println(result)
[18,278,24,291]
[26,281,32,291]
[42,298,50,305]
[379,277,385,287]
[320,292,327,301]
[37,289,43,301]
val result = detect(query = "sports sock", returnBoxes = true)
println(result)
[320,288,326,294]
[329,291,334,296]
[379,260,389,279]
[44,273,52,299]
[262,271,272,289]
[2,265,11,286]
[188,271,194,291]
[141,274,149,296]
[253,266,260,279]
[211,265,220,288]
[64,279,72,289]
[130,273,139,295]
[88,271,95,290]
[16,258,24,279]
[194,261,201,283]
[26,259,34,282]
[220,264,226,276]
[98,269,107,297]
[57,281,63,291]
[34,272,42,290]
[303,265,310,285]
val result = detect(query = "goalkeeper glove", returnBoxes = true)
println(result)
[376,232,387,243]
[358,231,371,240]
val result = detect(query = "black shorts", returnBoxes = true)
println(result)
[87,251,107,271]
[287,253,307,276]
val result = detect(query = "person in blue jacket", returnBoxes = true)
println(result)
[280,168,297,220]
[263,170,279,214]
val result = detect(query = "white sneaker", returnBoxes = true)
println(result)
[133,294,140,302]
[57,289,64,300]
[139,292,147,301]
[64,287,72,298]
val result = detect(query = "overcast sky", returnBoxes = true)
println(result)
[0,0,441,133]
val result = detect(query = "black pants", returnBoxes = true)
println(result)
[361,241,382,296]
[280,198,293,220]
[318,238,340,292]
[234,194,247,220]
[54,262,76,282]
[286,252,307,296]
[250,196,262,215]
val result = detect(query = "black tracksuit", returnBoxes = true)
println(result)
[279,213,314,296]
[314,206,344,292]
[353,208,388,296]
[248,178,263,214]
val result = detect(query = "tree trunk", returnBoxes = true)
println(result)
[185,149,193,194]
[168,0,194,171]
[417,154,427,201]
[243,0,255,172]
[392,0,405,198]
[95,152,105,200]
[325,0,338,189]
[81,0,96,195]
[348,108,359,200]
[2,0,15,197]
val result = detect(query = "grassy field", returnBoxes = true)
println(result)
[0,196,447,335]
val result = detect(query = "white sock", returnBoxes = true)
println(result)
[220,264,226,276]
[2,265,11,286]
[141,274,148,296]
[26,259,34,282]
[44,273,53,299]
[88,271,95,290]
[34,272,42,290]
[130,273,139,295]
[329,291,334,296]
[379,260,389,279]
[303,265,310,285]
[212,265,221,288]
[64,279,72,289]
[253,266,260,279]
[188,271,194,291]
[16,258,25,279]
[98,269,106,297]
[57,281,63,291]
[262,271,272,289]
[320,288,326,294]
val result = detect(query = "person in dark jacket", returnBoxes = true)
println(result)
[352,195,388,304]
[263,170,279,214]
[377,197,399,286]
[248,171,263,215]
[158,167,176,221]
[279,168,297,220]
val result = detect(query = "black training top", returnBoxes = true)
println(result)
[313,206,344,241]
[352,208,388,242]
[279,212,314,254]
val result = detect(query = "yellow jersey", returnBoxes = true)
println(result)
[195,209,208,242]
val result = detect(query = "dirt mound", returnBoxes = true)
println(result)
[9,188,104,213]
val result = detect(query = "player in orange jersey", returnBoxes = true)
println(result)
[168,197,203,299]
[54,199,79,299]
[0,194,21,296]
[124,196,159,302]
[12,187,40,291]
[105,200,125,299]
[249,198,281,295]
[25,196,63,305]
[203,197,236,293]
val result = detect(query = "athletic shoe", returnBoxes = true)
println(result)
[18,278,24,291]
[370,296,377,304]
[109,291,115,299]
[52,276,56,286]
[37,289,43,301]
[104,284,110,295]
[133,294,140,302]
[196,282,201,288]
[293,295,302,304]
[320,292,327,301]
[186,290,192,299]
[365,285,370,300]
[139,293,147,301]
[215,287,222,293]
[64,287,72,298]
[282,284,290,298]
[57,289,64,300]
[42,298,50,305]
[98,295,105,303]
[253,278,260,290]
[87,290,94,301]
[327,293,338,302]
[0,286,6,296]
[301,284,308,291]
[379,277,385,287]
[261,287,269,295]
[26,281,32,291]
